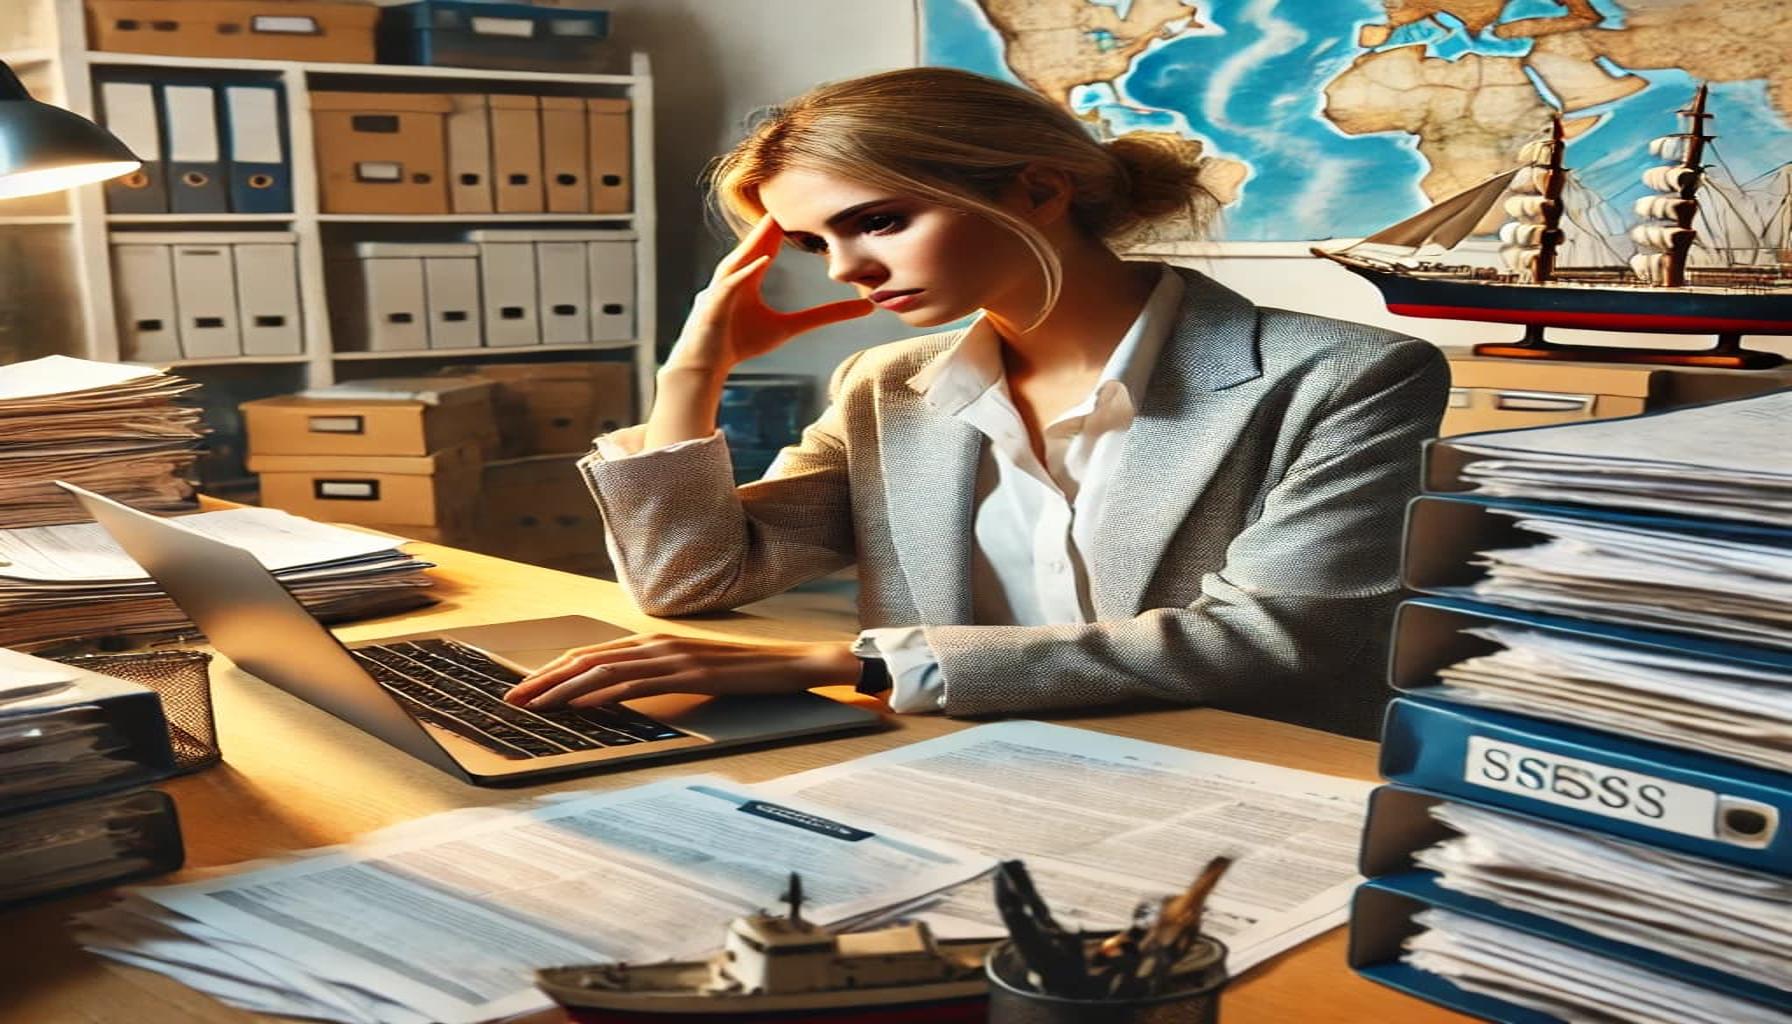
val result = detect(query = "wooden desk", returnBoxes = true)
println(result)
[0,544,1467,1024]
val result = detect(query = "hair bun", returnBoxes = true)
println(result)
[1103,132,1216,239]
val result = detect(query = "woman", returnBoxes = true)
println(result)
[505,68,1448,738]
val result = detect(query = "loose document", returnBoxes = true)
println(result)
[759,720,1375,974]
[1472,511,1792,650]
[1449,390,1792,525]
[1436,625,1792,771]
[76,776,993,1024]
[1404,909,1786,1024]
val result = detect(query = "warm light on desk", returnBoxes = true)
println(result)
[0,58,139,199]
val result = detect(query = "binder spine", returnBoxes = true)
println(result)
[222,84,293,214]
[1379,695,1790,873]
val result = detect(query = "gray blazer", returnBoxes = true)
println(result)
[582,267,1449,738]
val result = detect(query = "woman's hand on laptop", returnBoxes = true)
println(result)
[502,635,861,709]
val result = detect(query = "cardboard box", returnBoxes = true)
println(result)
[241,378,498,458]
[311,92,452,214]
[446,361,634,457]
[248,446,481,528]
[88,0,378,62]
[471,454,606,568]
[1441,354,1653,436]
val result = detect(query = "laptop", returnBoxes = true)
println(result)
[61,483,883,786]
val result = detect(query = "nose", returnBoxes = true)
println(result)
[826,243,886,289]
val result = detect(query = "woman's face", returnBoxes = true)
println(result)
[756,167,1043,329]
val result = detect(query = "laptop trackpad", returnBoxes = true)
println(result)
[434,614,633,672]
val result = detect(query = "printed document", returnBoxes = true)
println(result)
[76,776,993,1024]
[759,720,1374,974]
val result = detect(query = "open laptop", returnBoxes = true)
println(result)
[61,483,883,786]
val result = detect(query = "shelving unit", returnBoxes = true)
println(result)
[5,0,659,411]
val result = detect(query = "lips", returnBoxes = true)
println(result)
[870,289,923,311]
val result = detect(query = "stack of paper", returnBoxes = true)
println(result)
[1415,801,1792,992]
[0,355,206,529]
[76,777,994,1024]
[1449,391,1792,525]
[1403,909,1783,1024]
[0,507,437,651]
[1471,511,1792,650]
[1433,625,1792,770]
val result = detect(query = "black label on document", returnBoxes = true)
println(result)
[737,801,872,842]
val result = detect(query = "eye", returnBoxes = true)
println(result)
[787,234,827,254]
[861,211,905,234]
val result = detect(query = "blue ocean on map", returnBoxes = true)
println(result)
[922,0,1792,242]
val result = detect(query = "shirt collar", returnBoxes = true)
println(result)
[906,264,1183,417]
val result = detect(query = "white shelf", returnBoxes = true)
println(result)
[133,355,313,368]
[0,215,74,225]
[83,50,642,86]
[110,213,295,223]
[317,213,634,224]
[334,341,638,360]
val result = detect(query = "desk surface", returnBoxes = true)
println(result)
[0,544,1468,1024]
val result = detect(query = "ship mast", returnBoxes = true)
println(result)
[1499,117,1569,283]
[1630,84,1711,287]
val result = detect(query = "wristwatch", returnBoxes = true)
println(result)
[851,634,891,696]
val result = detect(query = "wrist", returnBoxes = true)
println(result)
[802,641,862,687]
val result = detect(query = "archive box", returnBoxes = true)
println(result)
[240,377,498,458]
[327,242,481,352]
[87,0,379,62]
[248,445,482,529]
[447,360,634,456]
[311,92,452,214]
[376,1,611,72]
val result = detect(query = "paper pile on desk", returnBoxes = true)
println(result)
[1415,801,1792,992]
[1470,510,1792,650]
[760,720,1375,975]
[0,355,204,529]
[1448,390,1792,525]
[75,776,995,1024]
[1435,624,1792,771]
[0,507,437,651]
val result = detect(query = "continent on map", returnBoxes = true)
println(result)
[978,0,1200,105]
[1323,47,1595,230]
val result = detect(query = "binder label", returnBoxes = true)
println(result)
[1464,736,1718,839]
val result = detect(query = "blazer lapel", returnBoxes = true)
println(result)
[1093,269,1265,618]
[881,340,981,626]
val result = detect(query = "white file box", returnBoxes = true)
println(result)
[466,230,539,347]
[586,233,636,341]
[170,242,241,358]
[110,243,182,362]
[421,243,481,349]
[535,240,589,344]
[232,234,302,356]
[346,242,428,352]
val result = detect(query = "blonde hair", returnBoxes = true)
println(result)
[705,67,1215,321]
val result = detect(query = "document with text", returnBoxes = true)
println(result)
[759,720,1376,974]
[77,776,994,1024]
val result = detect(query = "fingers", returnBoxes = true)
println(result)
[504,636,665,705]
[523,656,692,709]
[713,214,782,281]
[781,297,875,335]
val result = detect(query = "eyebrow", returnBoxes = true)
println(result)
[784,199,893,240]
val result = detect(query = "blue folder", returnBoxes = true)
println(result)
[1349,870,1792,1022]
[1379,694,1789,873]
[219,83,292,214]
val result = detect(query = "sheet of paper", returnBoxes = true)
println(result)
[757,720,1374,976]
[78,775,995,1024]
[1452,391,1792,478]
[1405,908,1786,1024]
[0,354,163,401]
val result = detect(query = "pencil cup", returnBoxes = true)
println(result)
[985,936,1228,1024]
[58,649,221,774]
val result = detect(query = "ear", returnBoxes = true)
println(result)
[1005,164,1074,225]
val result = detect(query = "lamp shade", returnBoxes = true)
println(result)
[0,60,140,199]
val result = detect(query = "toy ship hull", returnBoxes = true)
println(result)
[1321,251,1792,335]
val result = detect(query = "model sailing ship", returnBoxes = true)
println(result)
[1314,85,1790,368]
[535,875,997,1022]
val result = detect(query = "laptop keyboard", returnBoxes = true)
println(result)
[350,637,687,760]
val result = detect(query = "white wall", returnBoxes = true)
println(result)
[601,0,928,403]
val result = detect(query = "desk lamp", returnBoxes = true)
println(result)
[0,58,139,198]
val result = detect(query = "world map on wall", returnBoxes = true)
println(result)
[921,0,1792,243]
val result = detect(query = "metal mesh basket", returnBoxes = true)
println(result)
[58,649,220,774]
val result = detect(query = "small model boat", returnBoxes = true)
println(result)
[1313,85,1791,368]
[536,875,997,1023]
